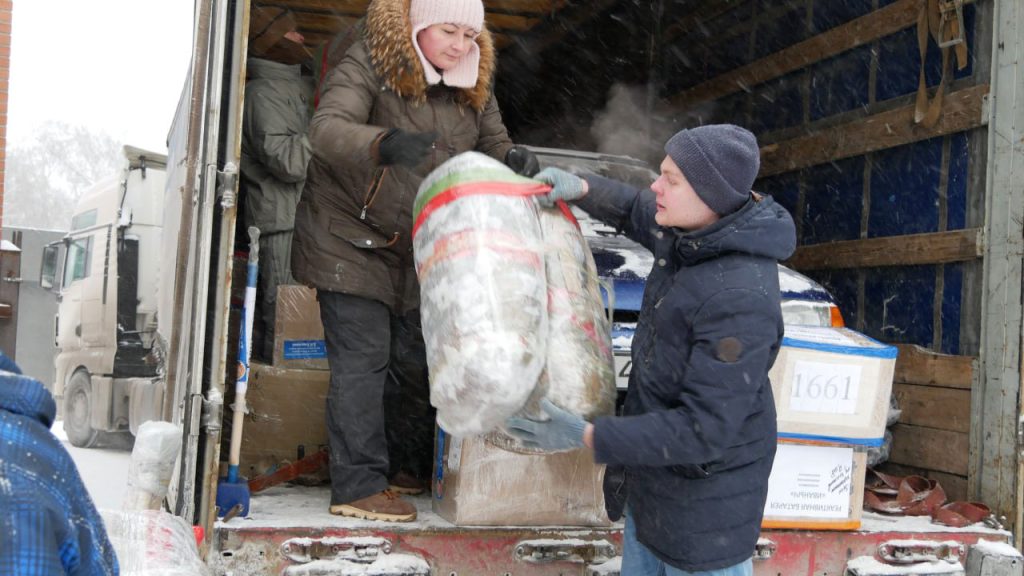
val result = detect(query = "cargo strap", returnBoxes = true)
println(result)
[914,0,969,127]
[864,468,991,527]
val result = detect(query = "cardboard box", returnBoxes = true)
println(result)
[273,285,329,370]
[762,441,867,530]
[769,326,897,446]
[433,430,610,526]
[236,361,330,477]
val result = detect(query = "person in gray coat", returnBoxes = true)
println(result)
[240,5,313,360]
[509,125,793,575]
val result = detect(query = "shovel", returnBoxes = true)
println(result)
[216,226,260,518]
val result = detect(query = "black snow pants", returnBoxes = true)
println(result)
[317,290,434,505]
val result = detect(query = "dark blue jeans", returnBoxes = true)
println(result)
[317,291,431,505]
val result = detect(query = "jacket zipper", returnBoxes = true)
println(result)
[360,167,388,220]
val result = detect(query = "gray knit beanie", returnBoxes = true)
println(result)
[664,124,760,216]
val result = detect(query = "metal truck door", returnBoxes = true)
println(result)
[163,0,246,532]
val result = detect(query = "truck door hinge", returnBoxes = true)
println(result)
[514,539,617,565]
[187,393,203,437]
[847,557,964,576]
[754,538,776,560]
[281,536,392,564]
[1017,414,1024,459]
[201,394,223,433]
[877,540,965,564]
[217,162,239,209]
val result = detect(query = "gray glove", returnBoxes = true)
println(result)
[505,398,588,451]
[533,167,586,208]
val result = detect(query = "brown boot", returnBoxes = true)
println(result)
[329,490,417,522]
[388,471,426,496]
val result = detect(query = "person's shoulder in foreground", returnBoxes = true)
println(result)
[0,352,118,575]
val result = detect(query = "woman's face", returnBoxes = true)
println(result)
[416,23,478,71]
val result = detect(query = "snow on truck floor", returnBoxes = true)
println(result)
[216,484,1010,539]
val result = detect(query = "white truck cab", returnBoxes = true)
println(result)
[40,145,167,447]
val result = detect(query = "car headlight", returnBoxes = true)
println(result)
[781,300,845,328]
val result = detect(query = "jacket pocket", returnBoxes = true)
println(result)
[670,463,714,479]
[328,218,398,262]
[603,465,628,522]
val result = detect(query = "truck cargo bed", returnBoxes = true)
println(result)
[209,485,1010,575]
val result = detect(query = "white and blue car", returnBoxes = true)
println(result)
[528,146,845,393]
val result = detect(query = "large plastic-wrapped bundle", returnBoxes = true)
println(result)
[412,152,550,436]
[123,421,181,511]
[488,205,617,453]
[102,509,210,575]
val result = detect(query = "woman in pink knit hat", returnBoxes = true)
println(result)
[291,0,538,523]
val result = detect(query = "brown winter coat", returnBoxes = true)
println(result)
[291,0,515,313]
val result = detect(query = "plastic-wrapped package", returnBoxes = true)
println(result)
[488,205,617,453]
[102,509,210,576]
[412,152,550,436]
[123,421,182,511]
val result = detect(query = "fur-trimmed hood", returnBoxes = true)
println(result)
[365,0,496,112]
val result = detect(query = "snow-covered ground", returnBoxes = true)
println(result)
[52,420,132,510]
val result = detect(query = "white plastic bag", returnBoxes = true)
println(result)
[488,205,617,452]
[413,152,549,436]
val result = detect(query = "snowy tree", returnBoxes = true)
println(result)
[3,122,122,230]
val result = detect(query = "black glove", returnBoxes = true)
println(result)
[505,146,540,177]
[378,129,437,167]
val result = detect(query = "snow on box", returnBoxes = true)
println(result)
[769,325,898,446]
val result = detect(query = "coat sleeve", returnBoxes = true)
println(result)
[576,174,659,253]
[309,49,388,174]
[592,288,779,467]
[474,94,514,161]
[243,86,312,184]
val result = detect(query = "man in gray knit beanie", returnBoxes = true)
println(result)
[532,124,761,228]
[663,124,759,216]
[511,125,795,574]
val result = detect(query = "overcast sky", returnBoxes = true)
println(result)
[8,0,194,153]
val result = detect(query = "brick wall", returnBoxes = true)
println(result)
[0,0,11,233]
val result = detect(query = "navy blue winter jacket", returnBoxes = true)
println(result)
[579,174,795,572]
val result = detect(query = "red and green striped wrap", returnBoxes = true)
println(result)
[412,153,551,437]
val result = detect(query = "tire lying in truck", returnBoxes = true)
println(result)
[413,152,616,447]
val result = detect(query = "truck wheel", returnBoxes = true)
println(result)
[63,370,100,448]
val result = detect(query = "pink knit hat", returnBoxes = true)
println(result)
[409,0,485,88]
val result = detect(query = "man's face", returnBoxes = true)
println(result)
[651,156,720,231]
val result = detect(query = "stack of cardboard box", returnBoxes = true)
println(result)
[271,285,329,370]
[762,326,897,530]
[432,430,609,526]
[238,286,331,477]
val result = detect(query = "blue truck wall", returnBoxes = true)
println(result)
[659,0,980,355]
